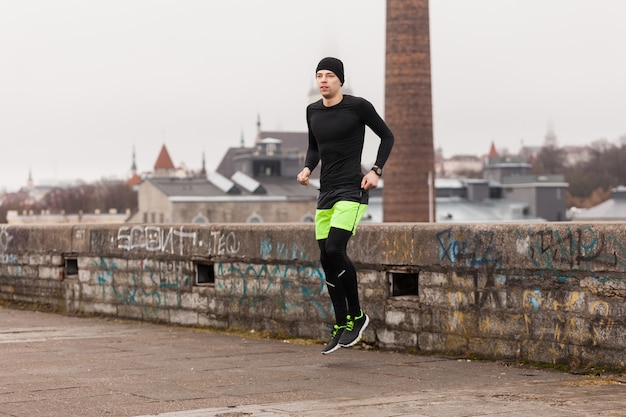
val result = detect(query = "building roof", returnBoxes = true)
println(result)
[216,146,254,178]
[145,174,318,202]
[127,173,142,187]
[253,176,319,200]
[448,154,482,162]
[259,131,308,152]
[488,141,499,158]
[485,158,531,168]
[435,197,543,223]
[216,130,310,179]
[571,186,626,220]
[364,196,544,223]
[154,144,176,170]
[435,178,466,189]
[500,175,568,186]
[571,199,626,220]
[148,177,231,197]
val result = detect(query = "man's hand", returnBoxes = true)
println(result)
[361,170,379,190]
[297,167,311,186]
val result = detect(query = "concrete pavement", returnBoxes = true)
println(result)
[1,307,624,417]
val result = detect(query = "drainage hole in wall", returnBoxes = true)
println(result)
[195,262,215,285]
[390,271,419,297]
[64,258,79,276]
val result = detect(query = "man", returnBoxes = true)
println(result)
[297,57,394,354]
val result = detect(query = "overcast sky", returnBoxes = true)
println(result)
[1,0,625,192]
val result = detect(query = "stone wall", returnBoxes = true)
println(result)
[0,223,624,370]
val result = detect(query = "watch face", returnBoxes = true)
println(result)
[372,167,382,176]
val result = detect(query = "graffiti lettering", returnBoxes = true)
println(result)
[437,227,502,268]
[208,231,240,255]
[520,288,614,349]
[217,261,327,317]
[117,226,197,255]
[437,227,505,308]
[519,225,626,284]
[0,226,13,253]
[525,226,618,270]
[0,226,17,264]
[96,257,191,312]
[0,253,18,264]
[259,238,311,261]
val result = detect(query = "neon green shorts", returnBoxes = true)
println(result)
[315,201,368,240]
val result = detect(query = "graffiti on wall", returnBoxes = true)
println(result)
[520,225,625,283]
[259,237,312,262]
[217,261,327,317]
[521,289,615,357]
[116,226,240,256]
[216,236,328,317]
[436,227,506,309]
[434,225,620,353]
[107,228,326,317]
[96,257,192,313]
[0,226,17,264]
[437,227,503,269]
[437,225,626,291]
[117,226,197,255]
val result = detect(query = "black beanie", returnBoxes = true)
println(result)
[316,57,344,85]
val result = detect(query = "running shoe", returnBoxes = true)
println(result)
[321,324,346,355]
[338,310,369,347]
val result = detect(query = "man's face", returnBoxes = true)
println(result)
[316,70,342,98]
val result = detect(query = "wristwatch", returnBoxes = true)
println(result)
[371,165,382,176]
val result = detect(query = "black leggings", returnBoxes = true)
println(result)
[318,227,361,325]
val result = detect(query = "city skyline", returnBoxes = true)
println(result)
[1,0,625,192]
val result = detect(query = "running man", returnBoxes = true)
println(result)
[297,57,394,354]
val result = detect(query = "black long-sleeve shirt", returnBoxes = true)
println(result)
[305,95,394,207]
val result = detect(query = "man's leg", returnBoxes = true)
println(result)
[324,227,360,317]
[325,227,369,348]
[319,200,370,351]
[316,207,350,354]
[318,238,348,325]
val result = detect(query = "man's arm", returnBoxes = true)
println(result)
[299,109,319,186]
[361,99,394,169]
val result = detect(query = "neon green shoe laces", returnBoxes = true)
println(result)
[345,316,354,331]
[331,324,346,337]
[345,310,364,332]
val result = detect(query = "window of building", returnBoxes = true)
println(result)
[252,160,281,177]
[301,214,315,222]
[247,213,263,223]
[192,213,209,223]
